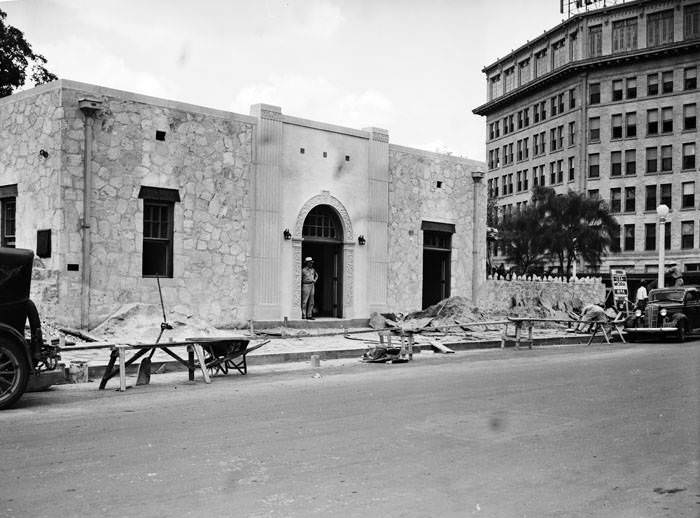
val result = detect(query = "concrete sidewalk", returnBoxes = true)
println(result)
[57,325,605,380]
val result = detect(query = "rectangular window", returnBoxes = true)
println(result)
[681,221,695,249]
[502,117,509,136]
[626,77,637,99]
[683,142,696,170]
[610,188,622,212]
[647,109,659,135]
[589,25,603,57]
[494,120,500,138]
[568,156,575,181]
[550,162,556,185]
[624,224,635,251]
[588,189,600,199]
[557,160,563,184]
[524,137,529,159]
[553,39,566,68]
[533,134,539,155]
[142,201,174,277]
[589,153,600,178]
[517,140,523,161]
[524,108,530,126]
[558,93,565,114]
[557,126,564,150]
[626,112,637,137]
[661,107,673,133]
[516,171,522,192]
[612,79,623,101]
[661,145,673,171]
[508,174,514,194]
[0,194,16,248]
[611,151,622,177]
[646,147,658,173]
[519,59,531,84]
[489,123,494,140]
[550,128,557,152]
[540,102,547,120]
[139,186,179,278]
[540,131,546,153]
[589,83,600,104]
[568,121,576,146]
[489,75,501,100]
[523,169,529,191]
[539,165,545,186]
[646,185,658,211]
[645,223,656,251]
[660,183,672,208]
[589,117,600,142]
[684,103,697,130]
[685,3,700,39]
[517,111,523,130]
[682,181,695,208]
[662,70,674,93]
[504,67,515,93]
[612,114,623,139]
[647,73,659,96]
[685,66,697,90]
[535,49,548,77]
[610,224,621,253]
[569,88,576,109]
[612,18,638,53]
[625,149,636,175]
[533,103,540,123]
[625,186,636,212]
[647,9,674,47]
[664,221,671,250]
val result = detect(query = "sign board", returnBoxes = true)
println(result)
[610,269,629,314]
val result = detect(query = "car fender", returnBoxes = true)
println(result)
[670,313,688,329]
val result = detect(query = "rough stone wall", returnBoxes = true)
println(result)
[387,146,484,312]
[59,86,255,328]
[478,279,606,313]
[0,86,63,320]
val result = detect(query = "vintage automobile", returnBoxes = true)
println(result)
[624,285,700,342]
[0,248,61,409]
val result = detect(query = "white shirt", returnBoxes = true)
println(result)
[636,285,648,302]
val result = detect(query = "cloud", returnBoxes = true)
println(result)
[296,0,344,39]
[231,74,394,129]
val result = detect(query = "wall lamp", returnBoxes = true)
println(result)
[358,235,366,246]
[39,149,49,158]
[283,228,292,240]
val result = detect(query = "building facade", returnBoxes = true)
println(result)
[473,0,700,275]
[0,80,485,328]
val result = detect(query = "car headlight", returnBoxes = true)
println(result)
[635,309,642,317]
[660,308,667,317]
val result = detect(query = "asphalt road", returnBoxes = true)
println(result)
[1,341,698,518]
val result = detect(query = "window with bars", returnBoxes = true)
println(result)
[302,205,342,240]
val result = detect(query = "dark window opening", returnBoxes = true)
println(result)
[36,229,51,258]
[345,155,350,162]
[436,181,443,189]
[155,130,166,141]
[142,200,174,277]
[300,147,305,154]
[1,196,16,248]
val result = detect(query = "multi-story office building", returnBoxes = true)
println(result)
[473,0,700,275]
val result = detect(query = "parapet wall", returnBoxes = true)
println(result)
[478,277,606,313]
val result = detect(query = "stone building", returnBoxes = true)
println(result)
[0,80,485,328]
[473,0,700,275]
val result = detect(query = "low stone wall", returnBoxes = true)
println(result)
[478,278,606,313]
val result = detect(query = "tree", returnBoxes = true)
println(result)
[0,8,57,98]
[499,205,547,274]
[532,186,618,275]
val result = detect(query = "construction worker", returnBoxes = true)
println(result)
[666,263,683,286]
[635,280,648,311]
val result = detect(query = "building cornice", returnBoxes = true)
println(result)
[473,40,700,116]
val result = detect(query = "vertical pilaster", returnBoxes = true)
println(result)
[250,104,283,319]
[364,127,390,314]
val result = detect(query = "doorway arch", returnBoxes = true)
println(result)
[292,192,354,319]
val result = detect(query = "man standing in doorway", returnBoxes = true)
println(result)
[301,257,318,320]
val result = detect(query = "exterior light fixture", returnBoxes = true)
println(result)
[39,149,49,158]
[283,228,292,240]
[656,204,669,288]
[358,235,366,245]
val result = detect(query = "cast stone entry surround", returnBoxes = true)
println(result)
[292,191,354,319]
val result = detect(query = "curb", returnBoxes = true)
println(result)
[79,333,602,380]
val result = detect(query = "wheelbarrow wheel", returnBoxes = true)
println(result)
[0,336,30,410]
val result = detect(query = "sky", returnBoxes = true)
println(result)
[1,0,567,160]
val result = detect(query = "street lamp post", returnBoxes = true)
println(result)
[657,204,669,289]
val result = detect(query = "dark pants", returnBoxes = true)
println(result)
[301,283,315,318]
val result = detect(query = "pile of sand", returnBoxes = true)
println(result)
[90,303,230,343]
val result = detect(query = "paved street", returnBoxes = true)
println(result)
[1,341,698,517]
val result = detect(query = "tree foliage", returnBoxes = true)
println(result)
[497,186,618,275]
[0,8,57,98]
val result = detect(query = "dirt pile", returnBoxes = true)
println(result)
[90,303,229,343]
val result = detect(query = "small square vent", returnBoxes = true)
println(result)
[155,130,166,141]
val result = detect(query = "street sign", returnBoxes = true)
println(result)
[610,269,629,314]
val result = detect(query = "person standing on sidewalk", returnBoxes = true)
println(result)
[666,263,683,286]
[301,257,318,320]
[635,280,648,311]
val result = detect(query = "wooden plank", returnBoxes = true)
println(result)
[192,344,211,384]
[427,339,455,354]
[117,345,127,392]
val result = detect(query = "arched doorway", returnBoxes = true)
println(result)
[302,205,343,318]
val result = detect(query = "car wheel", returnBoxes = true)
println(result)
[677,323,686,343]
[0,336,30,410]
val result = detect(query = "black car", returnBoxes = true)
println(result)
[624,285,700,342]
